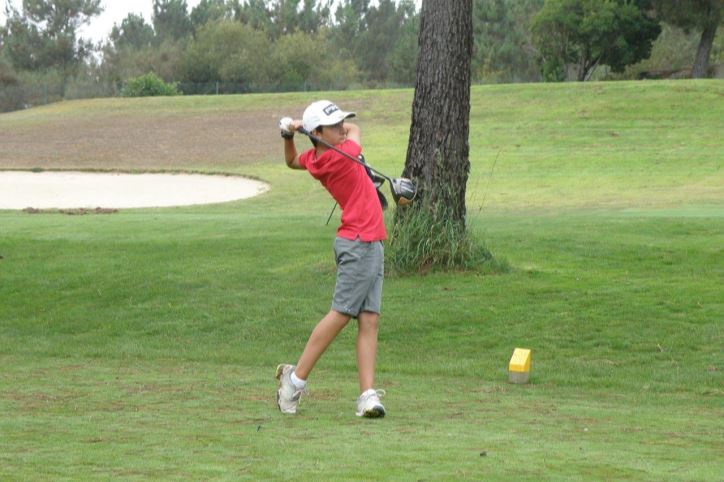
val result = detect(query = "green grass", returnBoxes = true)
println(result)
[1,80,723,480]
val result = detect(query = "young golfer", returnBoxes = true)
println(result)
[276,100,386,418]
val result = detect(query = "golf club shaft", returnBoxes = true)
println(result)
[297,127,392,182]
[325,202,337,225]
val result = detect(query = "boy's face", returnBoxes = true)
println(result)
[316,121,346,146]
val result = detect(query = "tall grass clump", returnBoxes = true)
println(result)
[386,201,508,275]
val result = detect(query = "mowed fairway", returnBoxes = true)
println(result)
[0,80,722,480]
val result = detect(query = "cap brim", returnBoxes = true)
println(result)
[320,111,356,126]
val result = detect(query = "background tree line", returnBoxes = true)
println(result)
[1,0,722,111]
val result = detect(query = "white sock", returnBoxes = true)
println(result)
[290,371,306,390]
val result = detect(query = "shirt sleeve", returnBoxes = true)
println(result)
[340,140,362,158]
[298,149,311,170]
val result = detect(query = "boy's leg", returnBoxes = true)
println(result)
[294,309,351,380]
[356,311,379,393]
[355,311,385,418]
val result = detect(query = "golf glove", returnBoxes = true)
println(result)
[279,117,294,139]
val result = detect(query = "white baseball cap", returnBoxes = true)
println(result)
[302,100,356,133]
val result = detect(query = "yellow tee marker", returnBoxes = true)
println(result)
[508,348,531,384]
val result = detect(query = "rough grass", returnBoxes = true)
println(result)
[0,80,722,481]
[386,201,505,274]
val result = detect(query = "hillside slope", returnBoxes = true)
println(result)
[1,80,722,211]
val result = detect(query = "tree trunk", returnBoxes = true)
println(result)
[577,60,588,81]
[402,0,473,228]
[692,22,718,78]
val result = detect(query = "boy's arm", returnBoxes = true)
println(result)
[282,119,304,170]
[284,137,302,170]
[344,122,361,147]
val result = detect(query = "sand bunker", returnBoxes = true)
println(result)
[0,171,269,210]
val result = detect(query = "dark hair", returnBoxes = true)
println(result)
[310,126,323,147]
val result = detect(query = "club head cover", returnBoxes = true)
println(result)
[390,178,417,206]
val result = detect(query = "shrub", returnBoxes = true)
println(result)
[0,60,25,112]
[122,72,179,97]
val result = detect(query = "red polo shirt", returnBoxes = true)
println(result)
[299,140,386,242]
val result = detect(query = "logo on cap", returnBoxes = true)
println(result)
[323,104,339,116]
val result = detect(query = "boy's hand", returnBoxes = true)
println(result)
[279,117,294,139]
[281,118,303,169]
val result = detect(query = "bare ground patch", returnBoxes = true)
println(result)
[23,207,119,215]
[0,97,380,171]
[0,108,282,171]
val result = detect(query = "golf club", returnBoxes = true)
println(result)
[296,127,417,207]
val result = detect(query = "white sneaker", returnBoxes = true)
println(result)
[276,364,306,414]
[356,389,386,418]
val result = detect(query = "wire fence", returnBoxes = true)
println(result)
[0,79,415,113]
[1,81,120,112]
[5,64,720,114]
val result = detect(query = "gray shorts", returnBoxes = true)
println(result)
[332,237,384,317]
